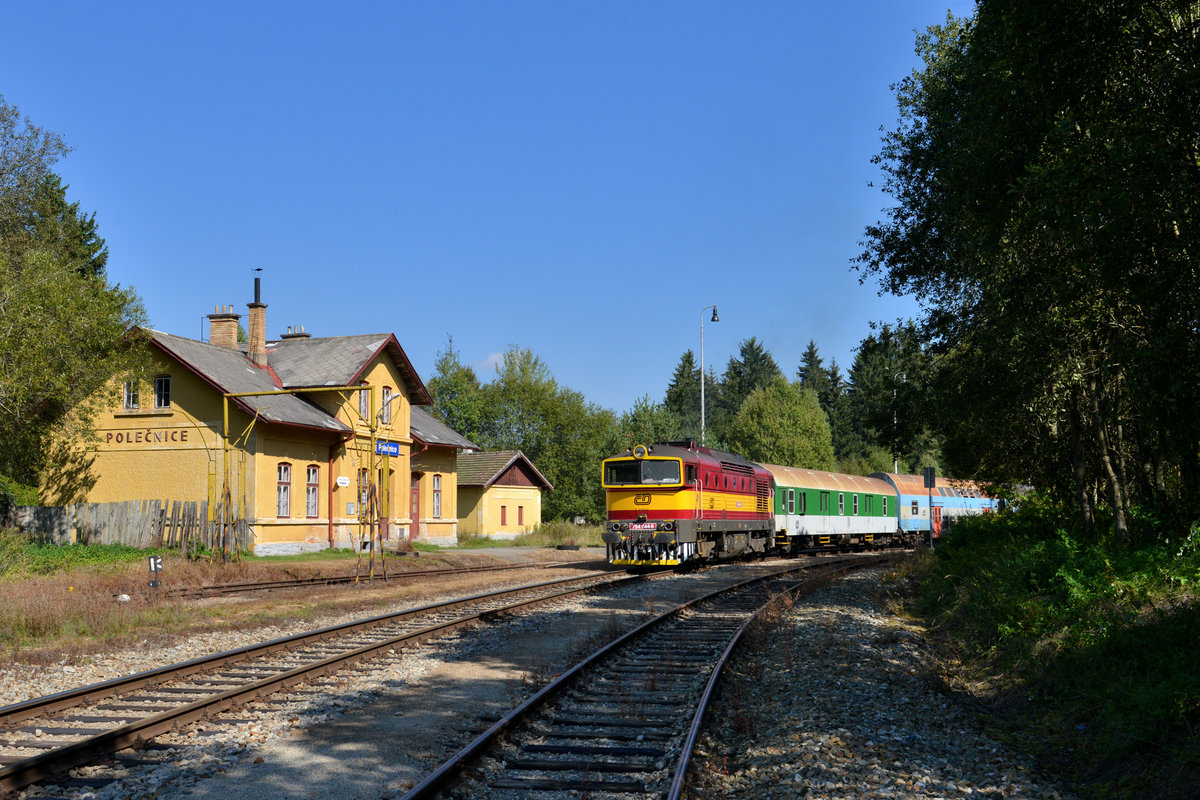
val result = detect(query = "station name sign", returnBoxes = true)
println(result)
[376,440,400,457]
[106,429,190,445]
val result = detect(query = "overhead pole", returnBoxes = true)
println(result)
[699,305,719,446]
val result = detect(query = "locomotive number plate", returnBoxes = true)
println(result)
[628,522,657,531]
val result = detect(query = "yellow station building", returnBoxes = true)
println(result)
[78,288,478,550]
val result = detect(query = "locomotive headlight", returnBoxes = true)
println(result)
[609,521,621,532]
[662,521,675,531]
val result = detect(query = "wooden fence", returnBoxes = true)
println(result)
[8,499,252,553]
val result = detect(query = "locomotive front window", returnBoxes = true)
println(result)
[641,460,681,484]
[604,459,681,485]
[605,461,641,485]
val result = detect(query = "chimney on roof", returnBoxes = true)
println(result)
[280,324,312,340]
[208,305,241,349]
[248,275,268,367]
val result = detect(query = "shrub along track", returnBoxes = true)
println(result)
[403,552,899,800]
[0,569,638,795]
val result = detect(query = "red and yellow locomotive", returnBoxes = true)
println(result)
[601,440,774,565]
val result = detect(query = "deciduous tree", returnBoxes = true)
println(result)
[726,378,835,470]
[0,96,145,499]
[858,2,1200,534]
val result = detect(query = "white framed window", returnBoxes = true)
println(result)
[154,376,171,408]
[306,465,319,518]
[277,463,291,517]
[432,474,442,518]
[853,495,859,515]
[359,468,370,509]
[123,381,139,410]
[359,385,369,419]
[883,497,888,516]
[838,493,845,515]
[381,387,393,424]
[787,489,795,514]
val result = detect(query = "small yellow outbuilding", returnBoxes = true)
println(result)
[456,450,553,538]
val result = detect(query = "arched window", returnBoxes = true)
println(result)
[306,466,319,518]
[277,463,292,517]
[432,474,442,518]
[358,468,370,510]
[381,387,393,423]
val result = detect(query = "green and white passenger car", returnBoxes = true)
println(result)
[760,464,900,552]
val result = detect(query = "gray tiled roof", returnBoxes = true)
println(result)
[410,406,479,451]
[267,333,433,404]
[149,330,349,433]
[267,334,388,386]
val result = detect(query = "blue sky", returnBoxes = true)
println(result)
[3,1,972,414]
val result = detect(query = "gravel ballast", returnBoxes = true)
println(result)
[688,568,1075,799]
[5,562,1078,799]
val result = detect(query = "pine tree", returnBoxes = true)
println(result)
[663,350,701,440]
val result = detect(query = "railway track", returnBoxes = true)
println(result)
[0,569,641,795]
[402,552,898,800]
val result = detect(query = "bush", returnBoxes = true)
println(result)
[915,497,1200,797]
[513,520,604,548]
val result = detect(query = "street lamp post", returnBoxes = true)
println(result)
[893,371,905,473]
[700,305,719,446]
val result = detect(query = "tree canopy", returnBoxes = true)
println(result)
[858,2,1200,535]
[0,95,145,500]
[726,378,835,469]
[429,345,616,521]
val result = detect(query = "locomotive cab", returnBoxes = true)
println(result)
[602,444,698,565]
[602,441,774,567]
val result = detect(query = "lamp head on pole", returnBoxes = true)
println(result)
[710,306,719,323]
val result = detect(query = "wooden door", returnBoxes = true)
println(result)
[410,476,420,539]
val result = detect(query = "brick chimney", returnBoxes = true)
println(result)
[247,277,268,367]
[208,305,241,349]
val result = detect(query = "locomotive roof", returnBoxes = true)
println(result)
[609,441,756,467]
[759,463,895,495]
[869,472,997,497]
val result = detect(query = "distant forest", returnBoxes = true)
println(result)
[428,323,938,523]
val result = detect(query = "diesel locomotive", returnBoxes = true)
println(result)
[602,439,998,567]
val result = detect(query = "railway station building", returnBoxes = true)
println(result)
[72,288,478,550]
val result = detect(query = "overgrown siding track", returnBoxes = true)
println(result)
[0,570,639,795]
[403,553,897,800]
[150,558,607,600]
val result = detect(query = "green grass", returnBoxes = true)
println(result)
[913,497,1200,798]
[440,521,604,550]
[0,527,174,579]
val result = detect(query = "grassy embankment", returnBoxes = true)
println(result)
[908,496,1200,799]
[0,522,603,661]
[451,519,604,549]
